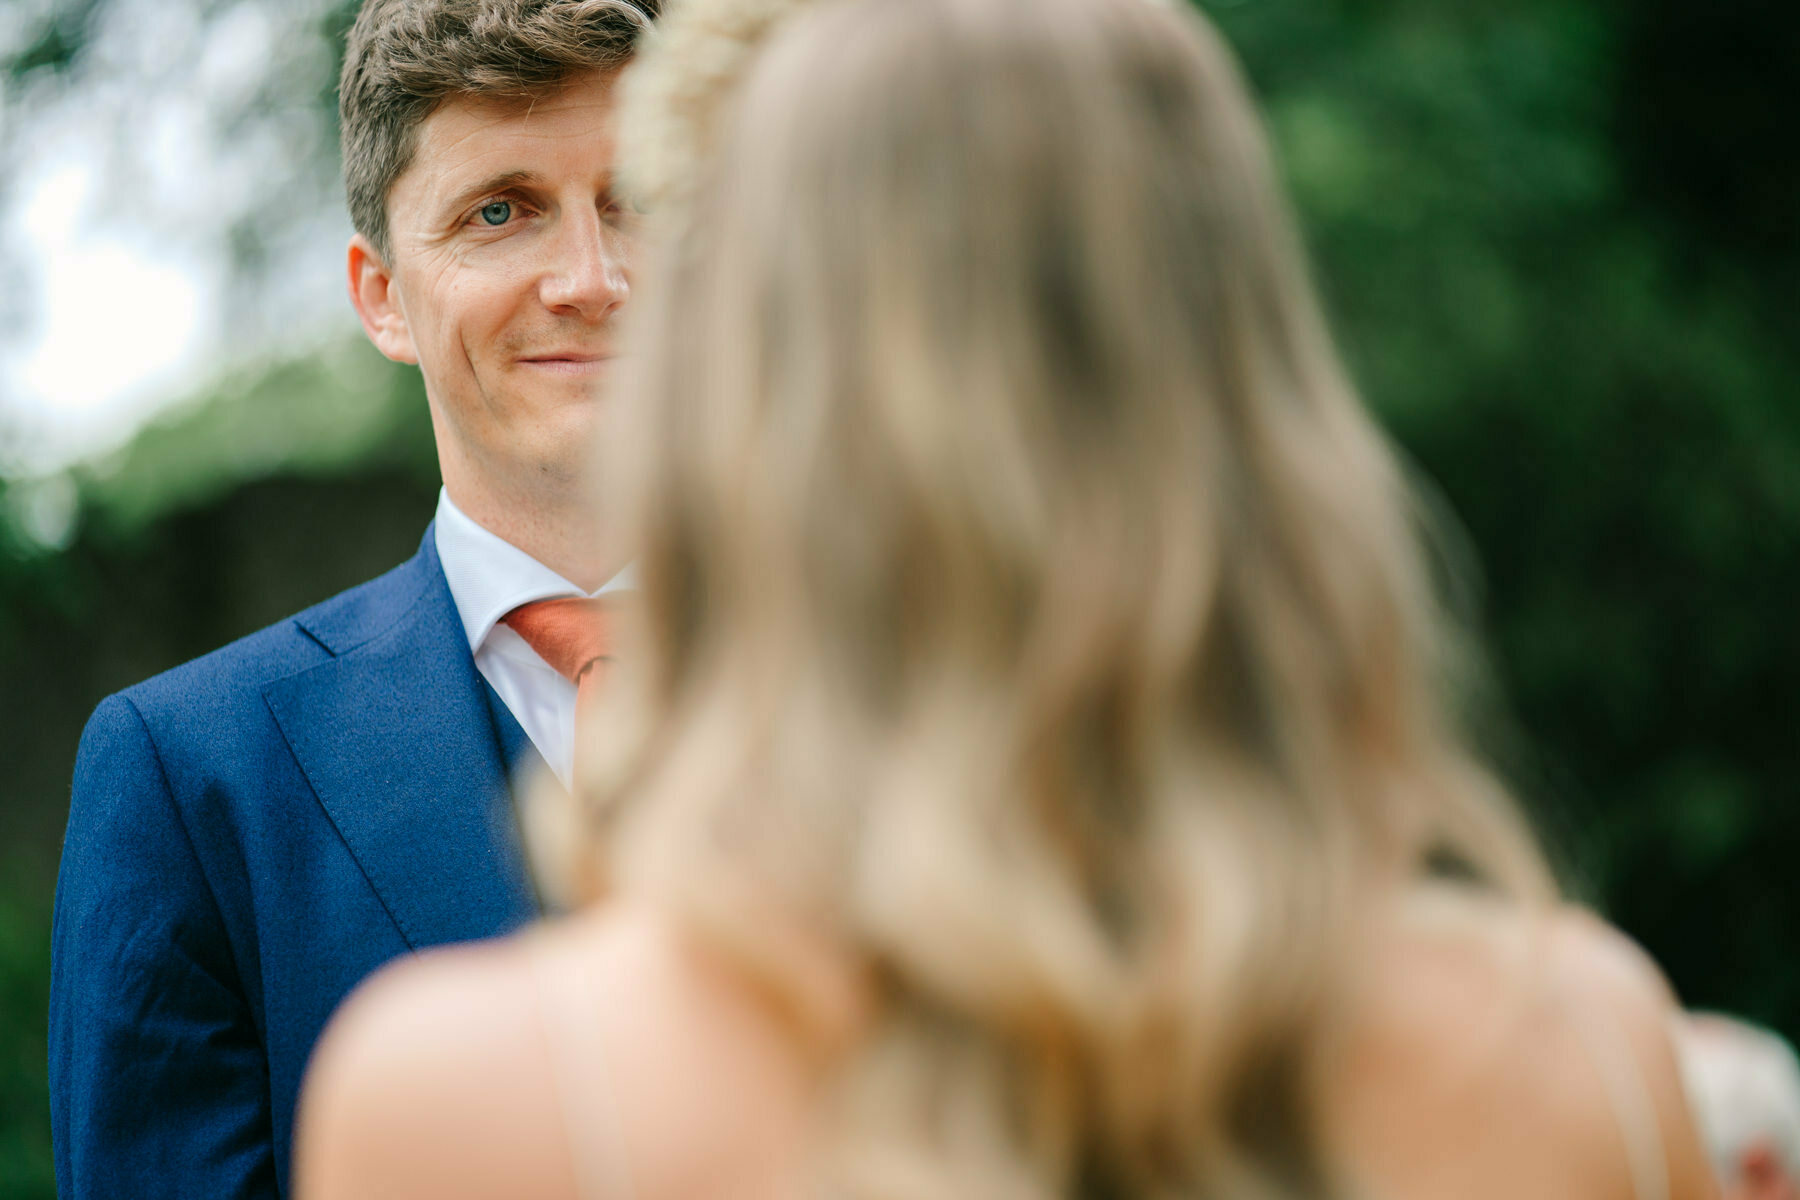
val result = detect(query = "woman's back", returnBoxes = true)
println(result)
[1320,886,1715,1200]
[297,886,1716,1200]
[298,906,818,1200]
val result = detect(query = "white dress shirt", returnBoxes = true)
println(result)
[433,488,633,788]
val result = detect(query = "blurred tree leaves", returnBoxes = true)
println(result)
[0,0,362,407]
[0,862,53,1200]
[73,341,435,539]
[2,340,433,565]
[4,1,99,81]
[1204,0,1800,1027]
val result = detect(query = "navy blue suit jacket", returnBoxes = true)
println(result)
[50,526,542,1198]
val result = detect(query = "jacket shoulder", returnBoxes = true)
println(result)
[114,548,433,727]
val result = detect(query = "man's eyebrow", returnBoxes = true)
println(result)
[438,169,542,218]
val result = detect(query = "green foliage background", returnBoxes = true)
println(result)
[2,0,1795,1195]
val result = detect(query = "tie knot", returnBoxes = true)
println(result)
[501,596,620,686]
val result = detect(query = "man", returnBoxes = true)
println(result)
[1679,1013,1800,1200]
[49,1,658,1194]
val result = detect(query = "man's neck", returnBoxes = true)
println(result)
[440,477,615,593]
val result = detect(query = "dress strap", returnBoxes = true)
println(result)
[528,930,636,1200]
[1567,988,1670,1200]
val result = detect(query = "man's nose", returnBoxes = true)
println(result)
[539,207,629,319]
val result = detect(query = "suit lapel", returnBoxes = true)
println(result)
[264,532,538,949]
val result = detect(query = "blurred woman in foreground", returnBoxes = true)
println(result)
[297,0,1716,1195]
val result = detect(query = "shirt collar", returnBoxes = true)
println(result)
[433,488,635,653]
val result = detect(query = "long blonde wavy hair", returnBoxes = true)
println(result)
[561,0,1559,1193]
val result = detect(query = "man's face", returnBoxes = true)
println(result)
[351,69,634,504]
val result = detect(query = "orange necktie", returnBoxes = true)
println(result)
[501,595,622,713]
[500,595,625,908]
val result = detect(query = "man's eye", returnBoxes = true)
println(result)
[478,200,513,226]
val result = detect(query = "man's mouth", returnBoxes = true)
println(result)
[516,352,614,376]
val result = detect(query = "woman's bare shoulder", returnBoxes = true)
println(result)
[293,905,819,1200]
[1322,886,1716,1200]
[293,929,579,1200]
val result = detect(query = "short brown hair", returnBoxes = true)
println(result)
[339,0,659,259]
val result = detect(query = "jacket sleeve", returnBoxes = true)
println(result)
[50,694,278,1199]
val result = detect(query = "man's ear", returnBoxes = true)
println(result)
[347,233,419,365]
